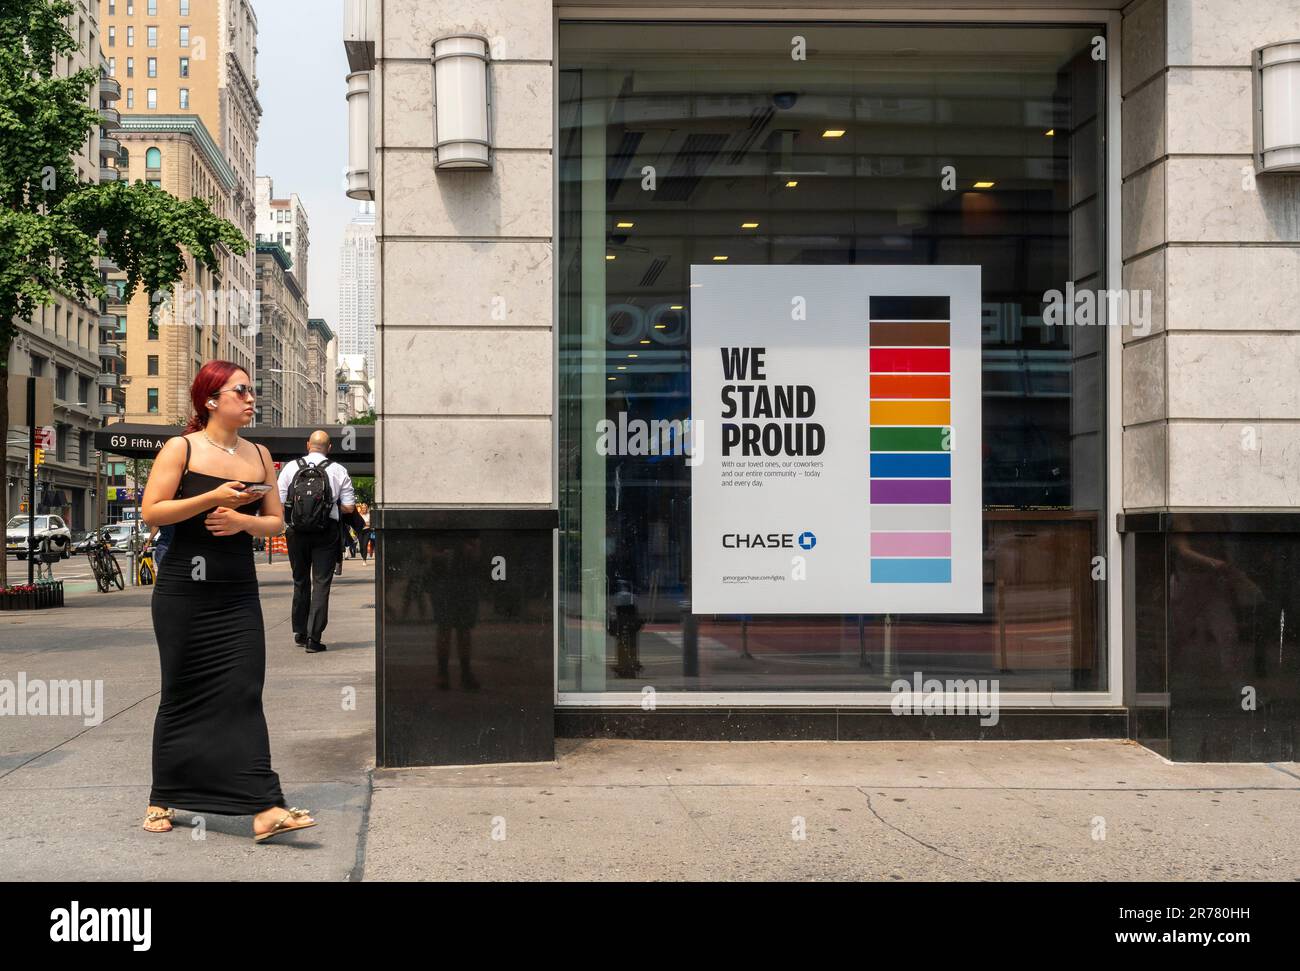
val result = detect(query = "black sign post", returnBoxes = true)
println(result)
[27,377,35,588]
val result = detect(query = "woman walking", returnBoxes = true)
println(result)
[139,360,317,842]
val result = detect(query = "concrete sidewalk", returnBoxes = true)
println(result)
[363,739,1300,881]
[0,556,376,881]
[3,565,1299,881]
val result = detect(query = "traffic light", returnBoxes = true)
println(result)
[33,447,45,467]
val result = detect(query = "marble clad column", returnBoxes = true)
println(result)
[1121,0,1300,760]
[372,0,557,766]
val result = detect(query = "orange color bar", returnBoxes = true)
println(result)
[869,400,951,426]
[870,373,950,399]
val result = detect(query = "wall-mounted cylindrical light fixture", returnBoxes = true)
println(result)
[433,33,492,170]
[346,70,374,200]
[1253,40,1300,173]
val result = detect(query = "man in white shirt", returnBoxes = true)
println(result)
[278,430,356,653]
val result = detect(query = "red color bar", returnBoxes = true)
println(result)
[869,347,950,373]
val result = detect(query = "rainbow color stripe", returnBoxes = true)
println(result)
[869,296,952,584]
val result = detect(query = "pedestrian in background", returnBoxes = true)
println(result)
[278,430,356,653]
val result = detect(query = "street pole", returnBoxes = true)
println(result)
[131,457,141,586]
[27,377,35,588]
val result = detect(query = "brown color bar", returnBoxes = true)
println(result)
[869,321,951,347]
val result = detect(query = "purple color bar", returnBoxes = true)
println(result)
[870,479,952,504]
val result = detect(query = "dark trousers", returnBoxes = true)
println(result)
[288,520,340,644]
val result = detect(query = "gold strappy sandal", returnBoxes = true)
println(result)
[254,806,317,843]
[143,807,175,833]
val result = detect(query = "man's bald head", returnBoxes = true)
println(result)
[308,430,332,453]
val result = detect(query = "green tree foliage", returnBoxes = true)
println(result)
[345,413,376,503]
[0,0,247,586]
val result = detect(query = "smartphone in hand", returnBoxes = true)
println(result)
[243,484,273,496]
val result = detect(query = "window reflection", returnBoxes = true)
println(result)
[558,22,1108,694]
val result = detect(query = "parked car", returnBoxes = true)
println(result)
[101,521,151,553]
[5,515,72,560]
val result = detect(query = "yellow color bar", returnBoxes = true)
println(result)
[870,400,951,426]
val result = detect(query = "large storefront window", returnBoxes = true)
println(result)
[558,22,1109,696]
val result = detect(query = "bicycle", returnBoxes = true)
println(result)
[86,528,124,593]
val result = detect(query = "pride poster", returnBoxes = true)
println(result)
[689,264,982,614]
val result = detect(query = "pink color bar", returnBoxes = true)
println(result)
[870,532,952,557]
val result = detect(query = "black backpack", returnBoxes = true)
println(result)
[287,458,334,533]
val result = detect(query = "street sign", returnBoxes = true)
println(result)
[7,376,54,427]
[95,428,170,456]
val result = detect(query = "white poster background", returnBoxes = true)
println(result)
[689,264,982,614]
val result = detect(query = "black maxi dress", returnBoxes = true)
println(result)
[148,439,287,815]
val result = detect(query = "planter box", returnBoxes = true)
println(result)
[0,580,64,611]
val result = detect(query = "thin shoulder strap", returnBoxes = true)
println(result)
[257,443,269,480]
[173,436,191,499]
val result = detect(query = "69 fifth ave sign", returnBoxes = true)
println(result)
[689,264,982,615]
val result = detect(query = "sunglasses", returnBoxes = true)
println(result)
[216,384,257,400]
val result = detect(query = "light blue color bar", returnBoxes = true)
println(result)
[870,558,952,583]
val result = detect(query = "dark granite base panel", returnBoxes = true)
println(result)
[377,514,556,767]
[557,708,1128,742]
[1122,516,1300,763]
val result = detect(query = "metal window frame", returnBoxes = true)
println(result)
[551,6,1124,710]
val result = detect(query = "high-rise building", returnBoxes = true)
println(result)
[98,0,259,416]
[5,1,119,533]
[255,176,310,295]
[335,354,372,424]
[253,242,309,427]
[112,114,254,424]
[338,204,376,381]
[305,319,334,427]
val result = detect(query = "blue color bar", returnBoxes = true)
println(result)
[869,452,952,479]
[870,558,953,583]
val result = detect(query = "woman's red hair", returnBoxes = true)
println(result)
[185,360,247,433]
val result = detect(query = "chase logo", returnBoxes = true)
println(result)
[798,531,817,550]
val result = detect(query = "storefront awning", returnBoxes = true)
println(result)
[94,423,376,474]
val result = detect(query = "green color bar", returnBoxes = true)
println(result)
[870,426,950,452]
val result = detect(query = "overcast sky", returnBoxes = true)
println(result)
[254,0,360,330]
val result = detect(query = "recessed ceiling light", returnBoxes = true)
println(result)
[616,221,634,228]
[606,254,616,260]
[654,324,667,329]
[608,376,617,381]
[741,222,759,229]
[785,180,798,188]
[639,339,651,344]
[627,353,638,358]
[822,129,846,138]
[713,255,729,261]
[973,181,996,189]
[1044,129,1055,137]
[616,365,627,370]
[669,305,684,310]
